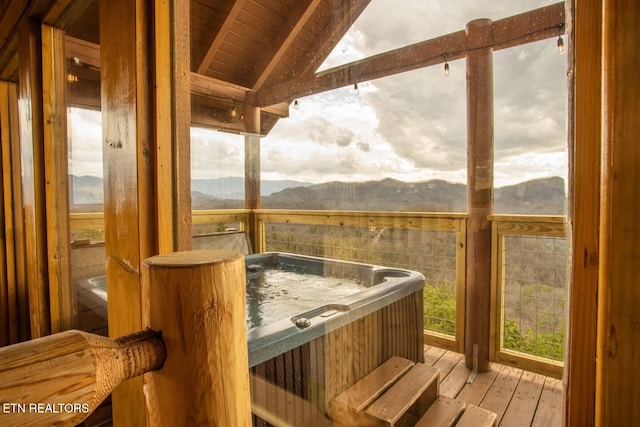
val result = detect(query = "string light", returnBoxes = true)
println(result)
[442,53,450,76]
[230,104,238,118]
[556,35,565,54]
[353,82,359,95]
[66,74,78,83]
[293,100,299,109]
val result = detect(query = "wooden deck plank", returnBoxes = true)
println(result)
[415,395,466,427]
[531,377,563,427]
[499,371,545,427]
[440,356,472,398]
[477,365,522,425]
[423,345,447,366]
[423,347,563,427]
[455,363,500,406]
[432,350,463,379]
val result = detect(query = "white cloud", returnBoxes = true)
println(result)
[67,108,102,177]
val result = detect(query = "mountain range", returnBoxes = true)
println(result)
[70,175,566,215]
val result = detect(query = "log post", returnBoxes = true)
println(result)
[142,250,251,426]
[464,18,494,372]
[244,106,262,252]
[0,329,165,426]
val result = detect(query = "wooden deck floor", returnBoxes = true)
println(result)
[424,345,563,427]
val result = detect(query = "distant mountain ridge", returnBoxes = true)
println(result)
[262,176,566,214]
[70,175,566,215]
[70,175,312,206]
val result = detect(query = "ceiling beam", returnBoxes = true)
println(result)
[196,0,248,75]
[191,71,249,105]
[297,0,371,78]
[248,0,323,91]
[191,100,282,135]
[0,0,29,65]
[255,2,565,107]
[191,73,290,117]
[42,0,93,29]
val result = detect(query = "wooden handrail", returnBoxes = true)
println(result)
[0,328,165,426]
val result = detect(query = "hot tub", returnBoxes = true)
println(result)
[76,252,425,419]
[245,252,425,421]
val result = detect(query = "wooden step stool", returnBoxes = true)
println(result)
[331,356,497,427]
[331,356,439,426]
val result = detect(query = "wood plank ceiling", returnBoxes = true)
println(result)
[0,0,370,135]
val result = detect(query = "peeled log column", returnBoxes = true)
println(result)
[142,250,251,426]
[0,329,165,426]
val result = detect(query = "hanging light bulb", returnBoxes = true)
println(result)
[293,99,299,110]
[556,35,565,54]
[443,53,450,76]
[353,82,359,95]
[230,105,238,118]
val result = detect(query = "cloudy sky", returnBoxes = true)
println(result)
[70,0,568,188]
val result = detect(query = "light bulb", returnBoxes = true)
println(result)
[444,62,450,76]
[293,100,299,110]
[353,82,359,95]
[556,36,565,54]
[231,105,237,118]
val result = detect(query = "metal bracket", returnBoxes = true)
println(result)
[467,344,478,384]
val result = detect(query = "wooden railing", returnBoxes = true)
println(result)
[70,210,568,377]
[489,215,567,378]
[254,209,467,353]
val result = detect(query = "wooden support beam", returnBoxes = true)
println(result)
[196,0,248,74]
[41,23,72,333]
[153,0,192,252]
[190,71,248,106]
[42,0,93,30]
[464,18,494,373]
[596,0,640,425]
[255,2,565,107]
[565,0,600,425]
[244,106,261,253]
[298,0,372,78]
[100,0,194,421]
[0,0,29,62]
[17,17,50,339]
[99,0,154,423]
[248,0,323,91]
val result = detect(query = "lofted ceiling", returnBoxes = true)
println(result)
[0,0,564,135]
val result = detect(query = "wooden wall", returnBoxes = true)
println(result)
[0,81,28,345]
